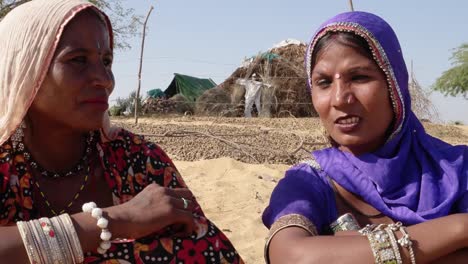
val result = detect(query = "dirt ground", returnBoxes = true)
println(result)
[113,116,468,165]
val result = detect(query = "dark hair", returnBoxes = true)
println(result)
[310,32,375,72]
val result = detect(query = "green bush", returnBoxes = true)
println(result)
[109,105,124,116]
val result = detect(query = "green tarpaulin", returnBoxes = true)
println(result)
[247,52,280,62]
[164,73,217,102]
[147,88,165,98]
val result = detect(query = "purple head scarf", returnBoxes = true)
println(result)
[306,11,468,225]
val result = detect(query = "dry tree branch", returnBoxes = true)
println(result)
[141,130,260,163]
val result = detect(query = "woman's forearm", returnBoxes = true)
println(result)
[0,208,122,263]
[0,226,29,264]
[270,228,374,264]
[269,214,467,264]
[432,249,468,264]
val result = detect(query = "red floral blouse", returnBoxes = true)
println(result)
[0,129,243,264]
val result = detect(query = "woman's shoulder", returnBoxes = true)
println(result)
[104,128,153,146]
[262,158,336,231]
[283,158,329,187]
[100,129,169,159]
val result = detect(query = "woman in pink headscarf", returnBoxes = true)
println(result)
[0,0,243,263]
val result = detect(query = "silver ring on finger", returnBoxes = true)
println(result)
[181,197,189,209]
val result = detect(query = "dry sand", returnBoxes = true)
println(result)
[175,158,289,264]
[114,116,468,263]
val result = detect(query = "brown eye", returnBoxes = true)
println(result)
[315,79,331,89]
[352,75,369,82]
[71,56,86,63]
[103,56,113,67]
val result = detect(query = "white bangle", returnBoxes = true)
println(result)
[82,202,112,254]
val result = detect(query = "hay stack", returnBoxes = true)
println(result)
[259,84,276,117]
[217,43,317,117]
[169,94,194,114]
[195,87,232,116]
[141,94,195,115]
[141,97,175,114]
[230,84,246,116]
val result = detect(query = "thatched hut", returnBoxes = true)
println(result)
[215,42,317,117]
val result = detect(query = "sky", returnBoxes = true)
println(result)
[112,0,468,124]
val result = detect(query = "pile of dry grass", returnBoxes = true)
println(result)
[195,87,232,116]
[142,97,175,114]
[169,94,194,114]
[142,94,195,115]
[230,84,246,116]
[409,74,439,122]
[215,43,317,117]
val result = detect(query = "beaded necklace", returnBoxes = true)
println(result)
[19,131,96,216]
[21,132,94,179]
[34,164,91,216]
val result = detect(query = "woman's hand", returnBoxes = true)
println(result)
[105,183,197,239]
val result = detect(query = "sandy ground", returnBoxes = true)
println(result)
[175,158,289,264]
[114,116,468,263]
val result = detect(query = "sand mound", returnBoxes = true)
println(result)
[175,157,289,264]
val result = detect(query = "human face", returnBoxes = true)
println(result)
[310,41,394,155]
[29,10,114,132]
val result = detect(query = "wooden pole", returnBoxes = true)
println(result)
[348,0,355,11]
[135,5,154,125]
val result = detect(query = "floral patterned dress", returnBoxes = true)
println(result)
[0,129,244,264]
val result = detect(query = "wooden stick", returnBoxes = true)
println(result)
[348,0,355,11]
[135,5,154,124]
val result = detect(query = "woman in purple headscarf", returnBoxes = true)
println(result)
[262,11,468,263]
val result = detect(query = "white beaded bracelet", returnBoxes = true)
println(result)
[82,202,112,254]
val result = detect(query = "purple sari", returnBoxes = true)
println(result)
[263,11,468,232]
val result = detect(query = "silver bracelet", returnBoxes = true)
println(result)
[385,226,402,264]
[397,226,416,264]
[31,219,53,264]
[17,221,41,264]
[38,217,64,263]
[50,216,73,263]
[59,214,84,263]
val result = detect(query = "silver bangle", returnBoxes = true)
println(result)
[330,213,360,233]
[38,217,64,263]
[59,214,84,263]
[17,221,41,264]
[25,220,45,264]
[385,226,402,264]
[50,216,73,263]
[360,223,403,264]
[31,219,53,264]
[397,226,416,264]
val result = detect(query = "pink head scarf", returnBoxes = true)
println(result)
[0,0,120,145]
